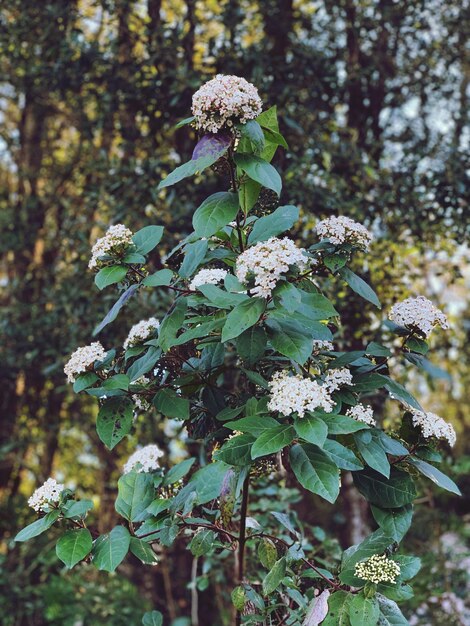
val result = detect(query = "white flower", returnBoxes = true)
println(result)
[88,224,134,270]
[64,342,107,383]
[192,75,262,134]
[124,317,160,350]
[189,268,228,290]
[347,403,376,426]
[132,376,151,412]
[354,554,401,584]
[236,237,309,298]
[315,216,373,250]
[388,296,449,337]
[324,368,353,392]
[411,410,456,447]
[268,371,334,418]
[123,444,164,474]
[312,340,334,352]
[28,478,65,512]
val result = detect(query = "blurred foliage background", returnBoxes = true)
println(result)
[0,1,469,624]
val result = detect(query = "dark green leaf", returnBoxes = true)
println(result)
[63,499,94,520]
[338,267,381,309]
[193,191,239,237]
[294,415,328,447]
[159,297,188,351]
[14,510,60,542]
[371,505,413,542]
[353,469,417,508]
[132,225,164,254]
[340,530,393,585]
[73,372,99,393]
[236,326,267,364]
[179,240,208,278]
[409,457,461,495]
[321,591,353,626]
[130,537,158,564]
[381,376,422,411]
[96,397,134,449]
[289,443,340,503]
[248,205,299,244]
[142,269,173,287]
[355,430,390,478]
[349,594,379,626]
[240,119,265,153]
[126,347,160,382]
[215,434,255,466]
[262,557,286,595]
[162,458,195,486]
[225,415,280,437]
[377,595,409,625]
[153,388,189,419]
[56,529,92,568]
[251,425,295,459]
[189,529,216,556]
[93,284,139,335]
[268,327,313,365]
[234,153,282,196]
[221,297,265,342]
[317,413,370,435]
[95,265,128,290]
[92,526,130,572]
[323,439,363,471]
[115,472,155,522]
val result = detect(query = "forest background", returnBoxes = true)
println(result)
[0,1,469,625]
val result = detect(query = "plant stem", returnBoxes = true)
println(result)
[235,473,250,626]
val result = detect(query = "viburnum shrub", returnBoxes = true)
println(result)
[16,75,461,626]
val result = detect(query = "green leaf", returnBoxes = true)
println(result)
[381,376,422,411]
[193,191,240,238]
[186,461,230,504]
[96,397,134,449]
[179,239,208,278]
[323,439,363,471]
[268,327,313,365]
[231,586,247,612]
[258,538,278,570]
[294,415,328,447]
[158,135,230,189]
[174,115,195,129]
[162,458,195,486]
[198,284,248,308]
[142,610,163,626]
[366,342,392,358]
[408,457,461,495]
[322,591,353,626]
[338,267,381,309]
[238,178,261,213]
[159,297,188,351]
[153,388,189,419]
[376,583,414,602]
[394,555,421,581]
[126,347,160,382]
[14,510,60,542]
[142,269,173,287]
[240,119,265,153]
[214,434,255,466]
[63,499,94,520]
[115,472,155,522]
[122,252,146,264]
[298,291,339,320]
[349,594,379,626]
[262,557,286,595]
[132,226,164,254]
[236,326,267,364]
[248,205,299,244]
[129,537,158,564]
[92,526,130,572]
[251,425,295,459]
[353,469,417,508]
[189,528,216,556]
[56,529,92,568]
[316,413,370,435]
[256,105,280,132]
[324,254,348,273]
[371,505,413,542]
[289,443,340,503]
[225,415,280,437]
[234,153,282,196]
[93,284,139,335]
[355,430,390,478]
[221,297,265,342]
[73,372,99,393]
[340,530,393,585]
[95,265,128,290]
[377,595,410,625]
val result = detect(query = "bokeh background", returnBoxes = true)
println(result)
[1,1,469,625]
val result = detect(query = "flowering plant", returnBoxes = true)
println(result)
[16,76,461,626]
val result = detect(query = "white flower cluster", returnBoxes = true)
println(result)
[88,224,134,270]
[123,444,164,474]
[315,216,373,250]
[347,403,376,426]
[132,376,151,412]
[312,340,334,352]
[324,368,353,392]
[124,317,160,350]
[189,268,228,291]
[236,237,309,298]
[28,478,65,512]
[354,554,401,584]
[268,371,334,418]
[411,410,456,447]
[191,74,263,134]
[388,296,449,337]
[64,341,107,383]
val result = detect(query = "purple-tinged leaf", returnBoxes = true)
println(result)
[303,590,330,626]
[192,131,231,160]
